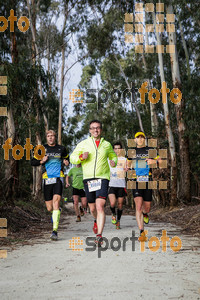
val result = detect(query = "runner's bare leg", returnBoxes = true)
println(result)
[134,197,144,231]
[142,201,151,214]
[108,194,116,208]
[88,203,97,219]
[96,198,106,235]
[81,197,87,209]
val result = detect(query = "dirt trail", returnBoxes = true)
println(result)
[0,204,200,300]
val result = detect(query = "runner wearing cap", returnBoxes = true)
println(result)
[70,120,118,246]
[131,131,160,240]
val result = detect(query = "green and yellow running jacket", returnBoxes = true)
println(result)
[70,137,118,180]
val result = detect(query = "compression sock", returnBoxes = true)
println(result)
[50,211,53,223]
[117,209,123,221]
[110,206,116,215]
[52,209,61,232]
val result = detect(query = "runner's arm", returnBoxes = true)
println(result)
[124,158,130,172]
[66,169,72,187]
[108,144,118,167]
[61,147,69,166]
[31,148,47,166]
[146,155,161,165]
[70,143,84,164]
[66,176,70,187]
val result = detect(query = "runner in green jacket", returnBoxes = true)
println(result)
[70,120,118,246]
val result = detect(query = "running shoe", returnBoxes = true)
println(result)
[138,231,148,242]
[95,234,103,247]
[111,215,117,225]
[116,221,121,230]
[50,231,58,241]
[93,221,98,234]
[76,216,81,222]
[80,206,84,216]
[143,213,149,224]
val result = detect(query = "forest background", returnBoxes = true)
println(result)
[0,0,199,234]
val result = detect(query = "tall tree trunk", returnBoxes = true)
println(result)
[177,14,191,81]
[27,0,43,200]
[58,11,67,144]
[27,0,48,132]
[142,49,158,135]
[167,4,191,203]
[114,54,144,132]
[5,109,16,204]
[143,10,158,135]
[153,10,177,206]
[4,2,18,205]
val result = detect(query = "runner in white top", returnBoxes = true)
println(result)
[108,142,129,229]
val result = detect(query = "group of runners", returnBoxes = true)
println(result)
[31,120,161,245]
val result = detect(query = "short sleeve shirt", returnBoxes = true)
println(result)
[109,156,126,188]
[68,167,84,189]
[130,146,155,182]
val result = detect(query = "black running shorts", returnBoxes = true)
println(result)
[43,178,63,201]
[108,187,127,198]
[72,188,86,197]
[132,188,152,202]
[83,179,109,203]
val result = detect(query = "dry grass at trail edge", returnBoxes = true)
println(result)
[0,200,73,249]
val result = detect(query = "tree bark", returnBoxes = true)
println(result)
[58,9,68,144]
[114,54,144,132]
[153,10,177,206]
[4,2,19,205]
[27,0,43,200]
[167,4,191,203]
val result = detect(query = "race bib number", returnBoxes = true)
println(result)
[45,177,57,185]
[136,176,149,182]
[88,179,102,192]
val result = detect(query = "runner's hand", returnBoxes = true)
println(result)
[40,155,48,164]
[63,159,69,166]
[145,158,156,165]
[124,167,129,172]
[66,183,70,188]
[110,160,115,167]
[82,152,89,159]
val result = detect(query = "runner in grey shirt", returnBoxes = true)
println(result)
[108,142,129,229]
